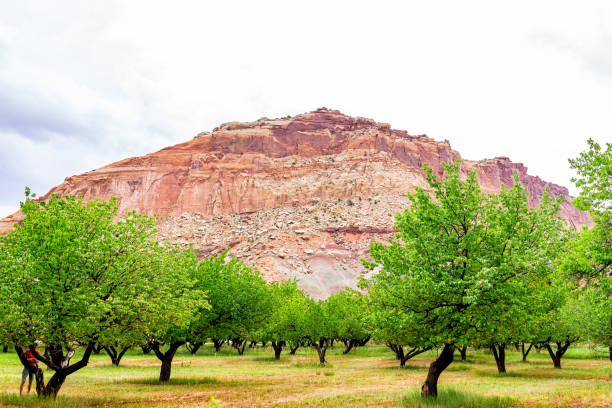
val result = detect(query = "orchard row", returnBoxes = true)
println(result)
[0,140,609,400]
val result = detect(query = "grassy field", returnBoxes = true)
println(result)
[0,344,609,407]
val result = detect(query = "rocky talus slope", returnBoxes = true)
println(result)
[0,108,591,298]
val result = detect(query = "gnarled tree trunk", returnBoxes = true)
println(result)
[23,343,95,398]
[458,346,467,361]
[521,342,533,362]
[400,346,432,367]
[387,343,404,361]
[151,341,184,382]
[544,341,570,369]
[342,340,355,354]
[102,345,130,366]
[356,336,371,347]
[231,339,247,355]
[421,344,454,398]
[271,341,284,360]
[186,342,203,355]
[289,344,300,355]
[212,339,225,352]
[313,338,329,364]
[341,336,370,354]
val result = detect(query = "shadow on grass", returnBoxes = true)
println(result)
[120,376,223,386]
[386,364,426,371]
[455,359,476,364]
[0,393,117,407]
[401,388,514,408]
[176,348,240,357]
[252,356,283,362]
[446,365,471,372]
[517,360,552,366]
[473,370,523,378]
[474,368,608,380]
[290,361,333,369]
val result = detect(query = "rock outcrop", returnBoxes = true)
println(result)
[0,108,591,297]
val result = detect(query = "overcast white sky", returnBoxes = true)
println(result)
[1,1,611,218]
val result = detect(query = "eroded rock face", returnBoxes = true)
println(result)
[0,108,591,298]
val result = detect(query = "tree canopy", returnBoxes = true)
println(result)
[565,138,611,361]
[189,252,273,355]
[363,161,564,396]
[0,193,203,394]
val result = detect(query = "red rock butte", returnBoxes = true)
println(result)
[0,108,591,298]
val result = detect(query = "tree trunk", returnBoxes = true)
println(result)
[421,344,454,398]
[141,344,151,355]
[544,341,570,369]
[521,343,533,362]
[289,345,299,355]
[41,372,66,398]
[34,367,45,396]
[103,346,130,366]
[159,359,172,382]
[314,338,329,364]
[272,341,284,360]
[151,341,184,382]
[387,343,404,361]
[356,336,371,347]
[490,344,506,373]
[213,339,224,352]
[548,349,561,368]
[400,346,432,367]
[24,343,94,398]
[186,342,203,355]
[232,339,247,355]
[2,345,7,353]
[459,346,467,361]
[316,347,327,364]
[343,340,355,354]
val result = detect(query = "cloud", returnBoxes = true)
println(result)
[1,0,612,218]
[539,33,612,80]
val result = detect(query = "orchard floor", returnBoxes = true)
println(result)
[0,345,609,408]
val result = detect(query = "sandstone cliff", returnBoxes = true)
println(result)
[0,108,591,297]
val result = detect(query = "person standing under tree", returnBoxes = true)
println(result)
[19,347,38,395]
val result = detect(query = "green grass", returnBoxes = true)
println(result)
[121,376,222,385]
[0,393,118,407]
[0,345,608,407]
[401,388,514,408]
[446,365,471,372]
